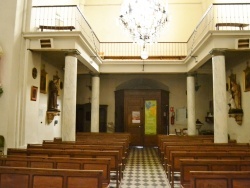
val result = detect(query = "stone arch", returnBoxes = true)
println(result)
[116,78,169,91]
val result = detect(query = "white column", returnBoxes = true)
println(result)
[187,74,196,135]
[62,51,78,141]
[211,49,228,143]
[91,75,100,132]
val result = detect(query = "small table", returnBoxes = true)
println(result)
[216,23,249,30]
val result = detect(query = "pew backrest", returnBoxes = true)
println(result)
[190,171,250,188]
[0,155,111,185]
[181,159,250,188]
[0,166,103,188]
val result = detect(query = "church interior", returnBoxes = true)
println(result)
[0,0,250,187]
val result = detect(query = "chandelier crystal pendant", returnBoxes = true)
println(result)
[119,0,168,59]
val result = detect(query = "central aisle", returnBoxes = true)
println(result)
[120,147,171,188]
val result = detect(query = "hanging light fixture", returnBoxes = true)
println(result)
[119,0,169,59]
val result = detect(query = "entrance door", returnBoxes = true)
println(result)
[126,97,144,146]
[115,89,169,146]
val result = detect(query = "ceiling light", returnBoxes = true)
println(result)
[119,0,169,52]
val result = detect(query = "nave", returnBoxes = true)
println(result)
[119,147,171,188]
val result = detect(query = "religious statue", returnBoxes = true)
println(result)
[230,80,241,109]
[48,78,60,111]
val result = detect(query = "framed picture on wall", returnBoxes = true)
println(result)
[31,86,38,101]
[243,65,250,92]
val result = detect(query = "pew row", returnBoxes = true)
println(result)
[27,143,126,170]
[157,135,214,158]
[180,159,250,188]
[7,148,121,187]
[190,171,250,188]
[0,155,110,188]
[165,145,250,188]
[0,166,103,188]
[42,140,129,163]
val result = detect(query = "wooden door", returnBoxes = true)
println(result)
[126,97,144,146]
[115,89,169,146]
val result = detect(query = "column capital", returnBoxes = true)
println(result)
[63,49,81,56]
[187,73,195,77]
[92,74,100,77]
[209,48,227,56]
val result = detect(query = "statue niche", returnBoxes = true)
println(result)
[228,80,243,125]
[47,73,60,124]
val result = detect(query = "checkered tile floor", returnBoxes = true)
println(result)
[118,146,171,188]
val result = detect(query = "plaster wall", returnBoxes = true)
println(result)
[38,60,64,143]
[84,2,203,42]
[0,0,26,149]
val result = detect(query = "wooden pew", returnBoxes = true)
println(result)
[164,145,250,187]
[159,139,214,162]
[75,132,131,150]
[157,135,214,158]
[164,143,250,169]
[0,166,102,188]
[7,148,121,187]
[0,155,110,188]
[190,171,250,188]
[28,143,127,174]
[180,159,250,188]
[42,140,129,168]
[76,132,131,142]
[43,140,128,158]
[171,151,250,179]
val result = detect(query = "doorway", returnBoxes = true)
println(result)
[115,89,169,146]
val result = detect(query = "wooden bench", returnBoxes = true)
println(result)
[164,145,250,187]
[180,159,250,188]
[164,143,250,165]
[44,139,129,154]
[0,155,110,188]
[76,132,131,141]
[170,151,250,186]
[28,143,127,172]
[42,140,129,167]
[75,134,130,154]
[190,171,250,188]
[7,148,121,187]
[0,166,103,188]
[157,135,213,157]
[39,25,75,31]
[215,23,249,30]
[165,143,250,169]
[159,139,214,162]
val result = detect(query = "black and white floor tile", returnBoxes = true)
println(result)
[119,146,171,188]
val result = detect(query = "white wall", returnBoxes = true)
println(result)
[77,73,213,134]
[84,1,204,42]
[17,50,64,146]
[0,0,26,150]
[24,55,64,145]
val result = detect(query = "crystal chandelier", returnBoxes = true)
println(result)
[119,0,168,59]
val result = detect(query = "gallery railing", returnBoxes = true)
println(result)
[187,3,250,56]
[30,3,250,60]
[31,5,101,54]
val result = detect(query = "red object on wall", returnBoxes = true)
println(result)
[170,107,174,112]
